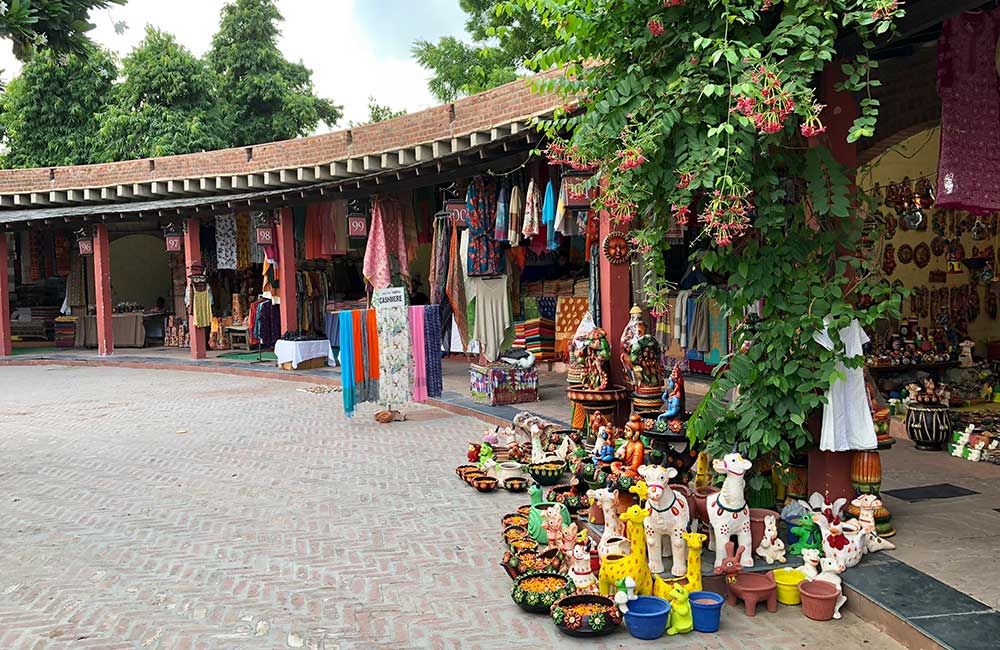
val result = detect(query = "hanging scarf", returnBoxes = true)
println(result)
[353,310,365,406]
[465,177,503,276]
[445,220,469,350]
[542,180,557,251]
[363,197,411,290]
[359,309,370,403]
[235,213,252,270]
[409,306,428,402]
[494,185,510,242]
[339,311,356,417]
[522,179,540,238]
[508,184,523,244]
[424,304,443,397]
[366,309,380,402]
[216,215,237,270]
[428,215,450,305]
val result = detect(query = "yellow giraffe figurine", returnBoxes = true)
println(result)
[598,505,652,597]
[653,531,708,603]
[694,452,711,488]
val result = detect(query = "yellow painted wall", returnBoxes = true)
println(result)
[860,127,999,344]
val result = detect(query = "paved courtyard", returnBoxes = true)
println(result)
[0,365,906,650]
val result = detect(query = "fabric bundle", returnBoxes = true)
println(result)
[522,317,555,360]
[423,304,443,398]
[216,215,237,270]
[554,297,590,360]
[339,311,357,417]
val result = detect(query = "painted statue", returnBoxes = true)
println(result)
[611,415,646,480]
[636,465,691,577]
[577,328,612,391]
[569,530,599,593]
[620,306,644,390]
[658,365,686,421]
[599,505,653,596]
[755,514,786,564]
[666,584,694,636]
[706,453,754,569]
[591,425,617,464]
[586,487,627,558]
[629,322,665,395]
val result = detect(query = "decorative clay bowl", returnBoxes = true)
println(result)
[547,485,591,512]
[504,477,528,493]
[527,462,567,486]
[551,594,622,637]
[511,572,574,613]
[516,504,533,517]
[502,525,529,544]
[472,476,498,492]
[501,513,529,529]
[463,470,486,485]
[455,464,478,478]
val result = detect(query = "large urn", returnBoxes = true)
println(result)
[905,403,952,451]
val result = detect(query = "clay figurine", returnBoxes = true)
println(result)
[755,514,786,564]
[586,488,625,558]
[652,531,707,603]
[636,465,691,577]
[598,505,653,597]
[569,530,599,593]
[658,365,686,421]
[577,328,612,391]
[628,317,665,398]
[713,542,778,617]
[611,415,647,480]
[620,306,644,390]
[800,548,821,579]
[666,584,694,635]
[812,557,848,619]
[706,452,754,568]
[591,425,616,464]
[789,514,823,556]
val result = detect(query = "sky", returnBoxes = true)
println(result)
[0,0,470,128]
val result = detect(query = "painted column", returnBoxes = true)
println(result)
[93,223,114,356]
[0,234,12,357]
[277,208,298,334]
[598,200,631,424]
[807,62,859,503]
[184,217,207,360]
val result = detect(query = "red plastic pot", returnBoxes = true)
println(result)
[798,580,840,621]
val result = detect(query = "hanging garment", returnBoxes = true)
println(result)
[522,179,540,238]
[936,10,1000,214]
[28,228,42,281]
[813,318,877,452]
[293,207,307,241]
[325,311,340,365]
[189,286,213,328]
[465,177,504,276]
[429,216,450,305]
[353,309,366,405]
[508,184,523,244]
[555,297,590,360]
[706,300,729,365]
[305,206,324,260]
[445,220,469,350]
[235,213,252,270]
[472,276,511,362]
[216,215,237,270]
[249,218,266,264]
[363,196,411,290]
[689,298,711,353]
[494,185,510,242]
[319,202,338,257]
[542,180,557,251]
[54,231,70,277]
[409,306,428,403]
[331,200,349,255]
[375,289,411,408]
[340,310,357,417]
[423,304,444,397]
[366,308,380,401]
[674,290,691,348]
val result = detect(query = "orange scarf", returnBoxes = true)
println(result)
[352,310,365,386]
[366,309,380,380]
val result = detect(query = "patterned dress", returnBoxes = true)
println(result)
[465,177,504,276]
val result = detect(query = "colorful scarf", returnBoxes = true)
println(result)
[353,310,365,405]
[424,304,443,397]
[409,306,428,402]
[363,197,411,290]
[366,308,381,401]
[445,220,469,350]
[465,177,503,276]
[542,180,557,251]
[339,311,356,417]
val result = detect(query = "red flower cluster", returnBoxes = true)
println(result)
[604,193,637,225]
[648,19,665,36]
[671,204,691,226]
[760,0,773,10]
[676,172,693,189]
[872,0,898,20]
[662,0,686,6]
[630,235,653,255]
[800,102,827,138]
[617,147,647,171]
[701,188,753,246]
[733,65,795,135]
[546,142,600,172]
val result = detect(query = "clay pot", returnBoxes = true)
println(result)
[798,580,840,621]
[851,450,882,495]
[473,476,498,492]
[749,508,781,550]
[497,461,525,484]
[588,501,605,526]
[692,486,720,526]
[785,456,808,502]
[905,403,952,451]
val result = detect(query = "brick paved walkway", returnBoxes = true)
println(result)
[0,366,905,650]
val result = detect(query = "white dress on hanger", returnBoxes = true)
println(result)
[813,317,877,452]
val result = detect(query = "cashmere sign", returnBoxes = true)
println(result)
[374,287,411,409]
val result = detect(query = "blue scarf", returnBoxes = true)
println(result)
[542,180,556,251]
[339,310,356,417]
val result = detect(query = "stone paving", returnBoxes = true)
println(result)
[0,365,906,650]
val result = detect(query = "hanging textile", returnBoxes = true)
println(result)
[235,213,252,270]
[471,276,511,362]
[465,177,504,276]
[403,195,419,265]
[935,10,1000,214]
[375,288,411,409]
[318,202,338,257]
[589,242,601,325]
[508,184,523,244]
[305,206,324,260]
[331,200,349,255]
[363,196,411,290]
[325,311,340,365]
[188,285,213,328]
[409,306,429,403]
[215,215,238,270]
[293,206,307,241]
[28,227,42,281]
[429,215,450,305]
[494,185,510,242]
[542,180,557,251]
[555,297,590,360]
[445,220,469,350]
[353,310,366,404]
[423,304,443,397]
[813,318,877,452]
[340,311,357,417]
[366,309,381,401]
[522,179,540,238]
[706,300,729,365]
[54,232,71,277]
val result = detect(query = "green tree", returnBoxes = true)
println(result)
[95,28,228,161]
[412,0,555,102]
[207,0,341,145]
[0,47,116,167]
[0,0,126,60]
[350,97,406,127]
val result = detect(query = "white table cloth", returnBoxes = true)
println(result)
[274,339,331,369]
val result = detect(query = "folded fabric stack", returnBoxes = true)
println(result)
[523,281,545,297]
[512,319,527,349]
[522,317,555,360]
[573,278,589,297]
[54,316,77,348]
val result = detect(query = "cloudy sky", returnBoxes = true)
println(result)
[0,0,470,128]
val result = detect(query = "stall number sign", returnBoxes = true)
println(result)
[255,226,274,246]
[165,235,183,252]
[77,239,94,255]
[374,287,406,309]
[445,200,468,225]
[348,215,368,237]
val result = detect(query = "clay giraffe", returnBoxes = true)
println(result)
[599,505,652,597]
[653,531,707,602]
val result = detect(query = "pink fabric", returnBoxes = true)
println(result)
[317,202,338,257]
[363,196,411,290]
[409,306,428,402]
[936,10,1000,214]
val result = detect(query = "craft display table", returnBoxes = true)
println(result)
[274,339,331,370]
[74,313,146,348]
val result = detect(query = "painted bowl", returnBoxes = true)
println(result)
[501,513,529,529]
[517,504,533,517]
[551,594,622,637]
[547,485,591,512]
[502,525,530,544]
[527,462,567,486]
[463,470,486,485]
[456,464,478,478]
[504,477,528,493]
[472,476,498,492]
[508,537,540,554]
[511,571,574,613]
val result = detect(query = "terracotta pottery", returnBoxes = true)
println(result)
[511,571,574,614]
[504,477,528,492]
[464,470,486,485]
[551,594,622,637]
[851,450,882,495]
[501,513,529,529]
[749,509,781,551]
[692,486,719,526]
[502,525,529,544]
[456,464,478,478]
[785,456,808,502]
[472,476,498,492]
[588,501,606,525]
[905,404,952,451]
[517,504,533,517]
[798,580,840,621]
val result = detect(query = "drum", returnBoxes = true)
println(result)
[905,404,952,451]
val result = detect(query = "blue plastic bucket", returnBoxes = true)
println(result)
[623,595,671,640]
[783,515,802,548]
[689,591,724,633]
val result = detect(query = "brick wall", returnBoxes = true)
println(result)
[0,70,564,195]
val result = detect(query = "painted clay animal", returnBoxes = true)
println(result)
[542,505,566,550]
[598,505,653,597]
[586,487,625,558]
[813,557,848,620]
[812,513,868,569]
[789,515,823,556]
[666,584,694,636]
[637,465,691,576]
[569,535,598,593]
[713,542,778,617]
[800,548,822,579]
[706,453,754,568]
[755,514,786,564]
[652,532,707,603]
[850,494,882,533]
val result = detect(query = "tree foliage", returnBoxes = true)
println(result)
[0,0,126,60]
[207,0,341,145]
[350,97,406,127]
[413,0,556,102]
[95,28,228,161]
[518,0,906,479]
[0,47,115,167]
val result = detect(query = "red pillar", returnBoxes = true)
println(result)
[807,63,859,503]
[0,235,12,357]
[184,217,207,360]
[598,202,631,424]
[93,224,114,356]
[277,208,298,334]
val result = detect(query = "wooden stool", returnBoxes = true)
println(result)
[226,326,250,351]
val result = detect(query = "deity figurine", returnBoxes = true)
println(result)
[658,365,686,421]
[577,328,612,391]
[612,415,646,479]
[620,306,645,390]
[629,320,665,409]
[592,425,617,464]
